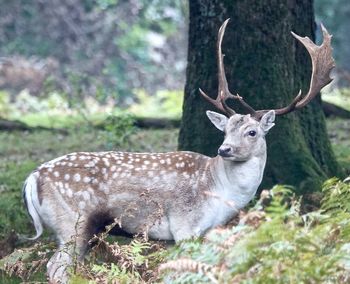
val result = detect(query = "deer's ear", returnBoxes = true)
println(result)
[260,110,275,133]
[206,111,228,132]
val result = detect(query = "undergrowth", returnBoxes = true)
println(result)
[1,178,350,283]
[160,178,350,283]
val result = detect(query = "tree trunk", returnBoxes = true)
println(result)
[178,0,343,193]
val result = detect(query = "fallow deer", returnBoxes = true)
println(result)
[22,19,334,283]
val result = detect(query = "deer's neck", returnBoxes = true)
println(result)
[208,150,267,210]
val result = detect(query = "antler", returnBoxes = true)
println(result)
[200,20,335,120]
[199,19,242,117]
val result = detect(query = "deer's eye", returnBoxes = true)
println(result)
[248,130,256,137]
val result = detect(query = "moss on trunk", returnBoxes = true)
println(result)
[178,0,343,193]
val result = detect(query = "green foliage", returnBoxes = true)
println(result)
[0,0,187,100]
[103,113,137,150]
[0,243,52,283]
[326,117,350,174]
[129,89,183,119]
[315,0,350,69]
[87,239,163,283]
[160,179,350,283]
[0,160,37,238]
[323,87,350,111]
[0,91,11,117]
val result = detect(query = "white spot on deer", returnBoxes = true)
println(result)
[135,158,140,162]
[59,186,65,194]
[117,160,122,165]
[64,174,70,181]
[144,160,150,165]
[166,158,172,165]
[48,168,53,172]
[66,188,73,198]
[82,191,90,201]
[74,173,81,182]
[68,162,73,167]
[148,171,154,177]
[160,159,165,164]
[152,163,158,167]
[117,180,123,186]
[79,156,87,160]
[86,161,95,167]
[83,176,91,183]
[182,172,190,178]
[70,155,77,161]
[102,168,107,174]
[103,158,110,167]
[54,171,60,177]
[98,183,108,193]
[78,201,86,210]
[179,156,183,161]
[111,165,116,171]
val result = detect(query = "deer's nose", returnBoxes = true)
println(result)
[218,145,233,157]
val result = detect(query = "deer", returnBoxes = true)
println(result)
[22,19,334,283]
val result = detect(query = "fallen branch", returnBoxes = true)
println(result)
[322,101,350,119]
[133,117,180,129]
[0,119,68,134]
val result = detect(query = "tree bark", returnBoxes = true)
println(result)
[178,0,343,193]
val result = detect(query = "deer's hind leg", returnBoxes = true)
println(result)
[46,215,91,284]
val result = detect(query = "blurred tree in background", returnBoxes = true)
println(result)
[315,0,350,73]
[0,0,187,103]
[0,0,348,104]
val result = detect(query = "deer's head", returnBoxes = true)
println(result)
[200,19,334,160]
[206,110,274,161]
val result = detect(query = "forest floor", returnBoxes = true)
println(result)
[0,117,349,283]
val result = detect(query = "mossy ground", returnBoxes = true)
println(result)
[0,116,348,283]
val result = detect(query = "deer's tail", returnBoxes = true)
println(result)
[22,171,43,240]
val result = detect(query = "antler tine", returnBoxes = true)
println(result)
[216,19,237,116]
[199,19,237,117]
[293,24,335,108]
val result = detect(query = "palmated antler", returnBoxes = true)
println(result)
[200,20,335,120]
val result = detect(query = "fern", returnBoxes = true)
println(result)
[160,179,350,283]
